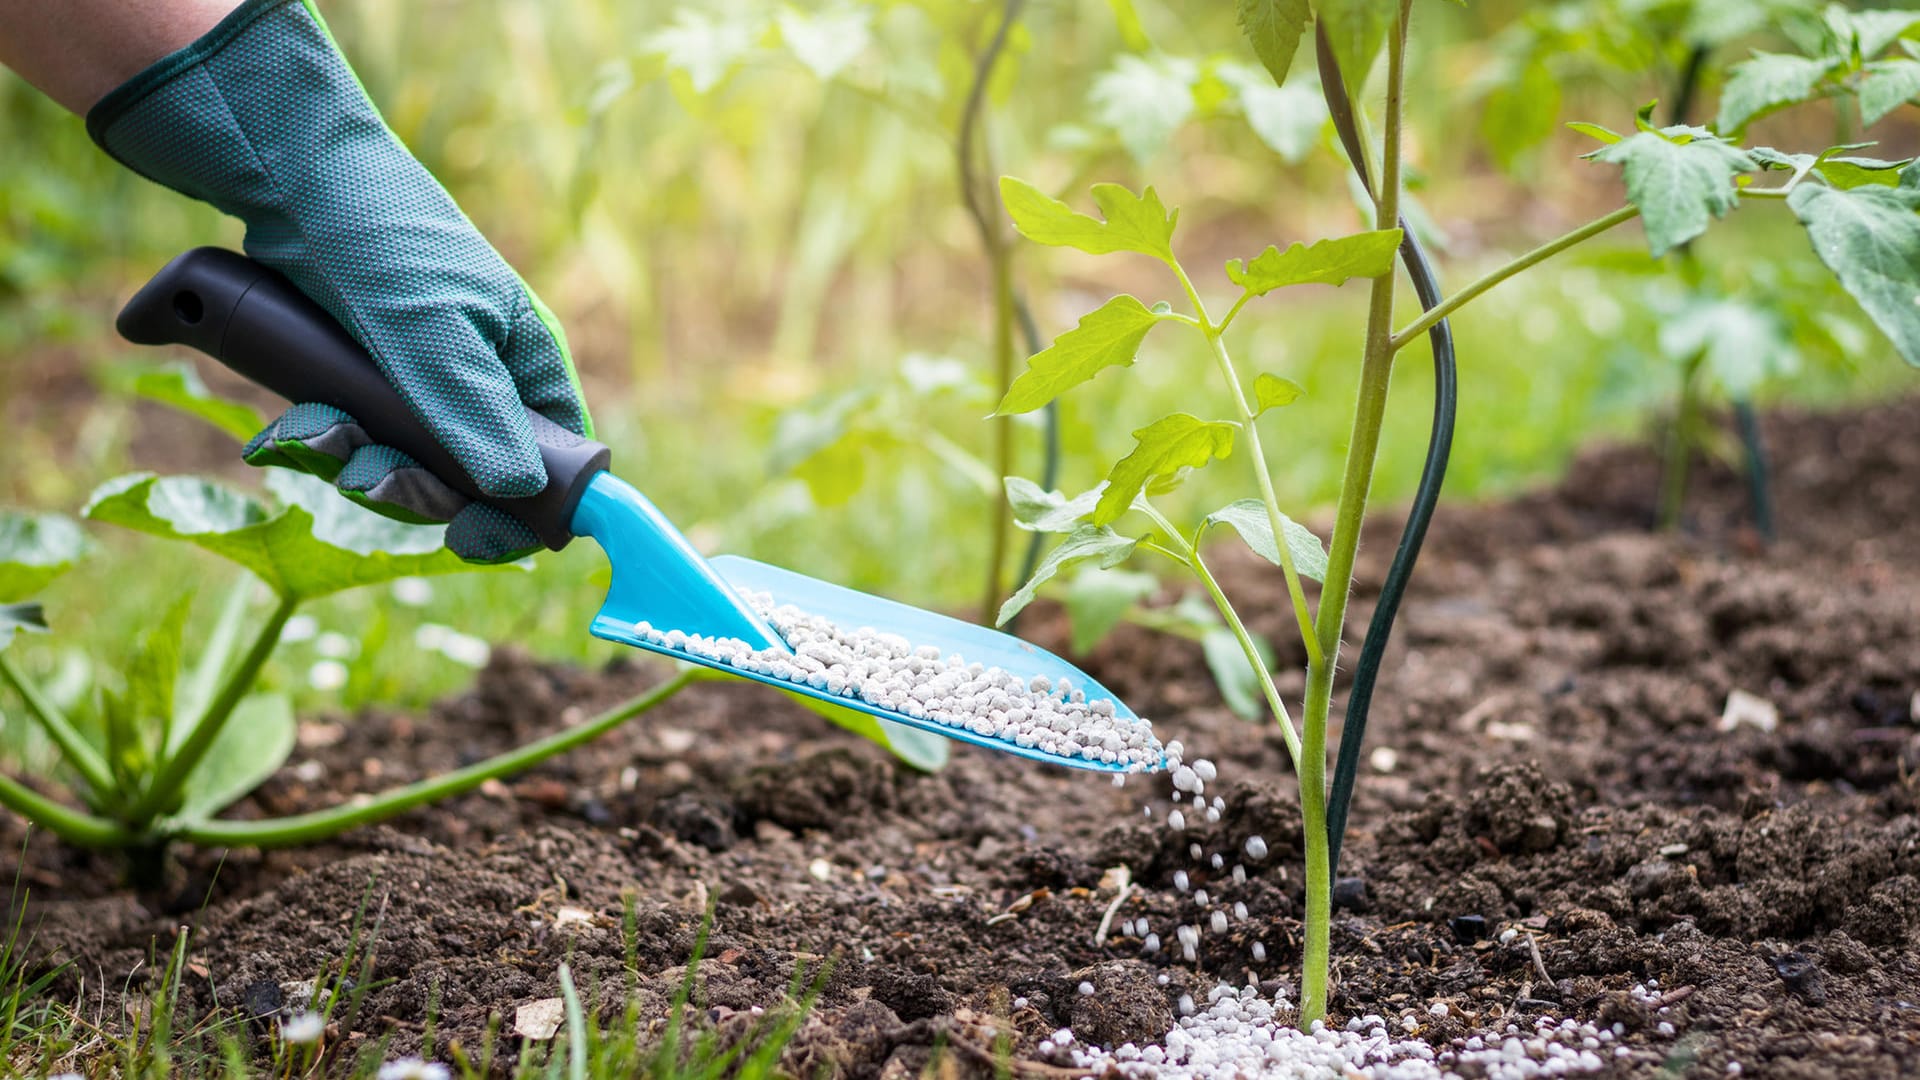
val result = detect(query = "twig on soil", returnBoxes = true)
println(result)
[1093,869,1133,947]
[1655,985,1696,1009]
[1525,932,1553,985]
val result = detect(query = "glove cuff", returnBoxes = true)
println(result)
[85,0,294,154]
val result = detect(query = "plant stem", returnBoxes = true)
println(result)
[173,668,706,847]
[126,594,297,825]
[1388,205,1641,350]
[1296,2,1411,1028]
[0,772,128,848]
[0,652,114,801]
[982,252,1017,625]
[1189,550,1303,768]
[958,0,1026,626]
[1135,501,1302,766]
[1658,352,1705,531]
[1168,262,1324,669]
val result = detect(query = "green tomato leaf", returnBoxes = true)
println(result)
[1201,626,1274,721]
[768,388,878,507]
[998,177,1178,261]
[84,472,504,602]
[1714,53,1837,133]
[776,7,871,81]
[1202,498,1328,582]
[1658,297,1800,395]
[1316,0,1396,87]
[1566,121,1624,145]
[1857,59,1920,126]
[1226,228,1402,296]
[785,695,950,772]
[176,692,296,822]
[1253,373,1304,415]
[1089,53,1198,163]
[1062,568,1159,655]
[1004,477,1105,533]
[994,295,1165,415]
[1749,145,1817,175]
[1586,130,1756,256]
[1235,0,1311,86]
[0,511,91,604]
[1748,144,1906,190]
[0,602,47,652]
[101,361,265,443]
[1788,175,1920,367]
[1817,154,1912,188]
[645,9,757,94]
[1827,7,1920,61]
[1234,75,1328,163]
[1481,56,1562,172]
[1094,414,1236,526]
[997,525,1141,626]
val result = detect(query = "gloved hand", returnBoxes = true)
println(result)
[87,0,591,563]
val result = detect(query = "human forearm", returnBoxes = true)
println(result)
[0,0,239,112]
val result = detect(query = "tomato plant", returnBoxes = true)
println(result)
[995,0,1920,1028]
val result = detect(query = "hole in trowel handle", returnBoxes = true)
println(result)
[172,290,204,325]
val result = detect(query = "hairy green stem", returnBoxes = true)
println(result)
[1297,3,1412,1028]
[1389,205,1641,350]
[126,595,297,825]
[0,652,114,801]
[1168,262,1324,669]
[173,668,706,847]
[0,771,129,848]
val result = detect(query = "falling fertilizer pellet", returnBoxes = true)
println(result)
[1072,741,1627,1078]
[636,593,1165,769]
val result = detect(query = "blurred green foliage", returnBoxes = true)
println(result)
[1,0,1914,723]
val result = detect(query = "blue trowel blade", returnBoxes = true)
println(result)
[569,472,1162,773]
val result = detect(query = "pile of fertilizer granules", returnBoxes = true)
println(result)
[627,592,1165,770]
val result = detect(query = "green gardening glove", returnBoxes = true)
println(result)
[87,0,592,564]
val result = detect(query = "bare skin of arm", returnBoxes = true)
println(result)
[0,0,241,113]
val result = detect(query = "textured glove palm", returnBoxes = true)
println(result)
[89,0,590,563]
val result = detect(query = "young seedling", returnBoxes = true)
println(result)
[997,0,1920,1029]
[0,469,718,860]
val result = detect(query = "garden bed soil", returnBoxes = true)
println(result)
[7,398,1920,1077]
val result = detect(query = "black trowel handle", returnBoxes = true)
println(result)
[116,248,610,551]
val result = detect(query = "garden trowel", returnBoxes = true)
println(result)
[116,248,1160,773]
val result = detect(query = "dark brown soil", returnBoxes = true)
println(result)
[7,399,1920,1078]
